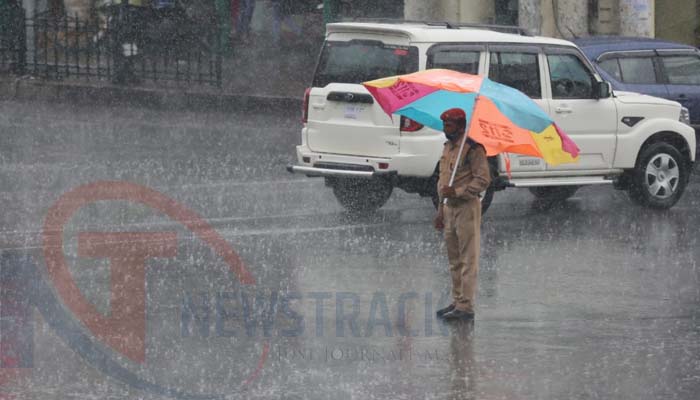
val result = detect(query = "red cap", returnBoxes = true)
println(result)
[440,108,466,122]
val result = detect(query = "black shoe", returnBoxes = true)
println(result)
[442,309,475,320]
[436,304,456,318]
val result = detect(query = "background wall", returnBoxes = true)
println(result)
[406,0,693,44]
[405,0,495,23]
[655,0,699,46]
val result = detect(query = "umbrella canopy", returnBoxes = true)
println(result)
[363,69,580,166]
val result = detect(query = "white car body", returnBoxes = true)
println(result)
[289,22,696,211]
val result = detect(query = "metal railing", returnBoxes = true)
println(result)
[1,3,222,87]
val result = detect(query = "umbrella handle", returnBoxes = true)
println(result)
[447,128,470,187]
[443,97,479,205]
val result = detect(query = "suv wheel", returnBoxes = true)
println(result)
[528,186,579,201]
[628,143,689,209]
[332,178,393,213]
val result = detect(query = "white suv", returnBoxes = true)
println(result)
[288,21,696,213]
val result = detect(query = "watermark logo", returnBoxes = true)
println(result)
[1,180,460,399]
[179,290,451,339]
[2,181,268,398]
[42,181,255,363]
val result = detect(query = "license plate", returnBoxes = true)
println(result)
[344,105,365,120]
[518,158,541,166]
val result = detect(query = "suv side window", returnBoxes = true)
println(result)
[429,50,480,74]
[618,57,657,84]
[598,58,623,81]
[547,53,596,99]
[488,51,541,98]
[660,55,700,85]
[427,45,483,74]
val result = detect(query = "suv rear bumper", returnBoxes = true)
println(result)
[289,145,437,179]
[287,164,397,179]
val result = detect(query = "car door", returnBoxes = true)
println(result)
[544,47,618,171]
[658,50,700,127]
[486,45,549,173]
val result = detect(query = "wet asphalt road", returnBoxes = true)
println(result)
[0,99,699,400]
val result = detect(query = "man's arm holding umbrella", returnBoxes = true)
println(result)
[446,144,492,199]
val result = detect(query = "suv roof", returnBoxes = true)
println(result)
[573,36,698,60]
[326,21,575,47]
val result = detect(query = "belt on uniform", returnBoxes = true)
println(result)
[445,196,480,208]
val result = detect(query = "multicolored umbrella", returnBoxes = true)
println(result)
[363,69,580,166]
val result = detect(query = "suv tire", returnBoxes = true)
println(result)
[332,178,393,213]
[529,186,579,201]
[628,142,689,209]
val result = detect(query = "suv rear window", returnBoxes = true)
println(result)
[312,40,419,88]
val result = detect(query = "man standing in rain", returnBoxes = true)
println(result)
[433,108,491,320]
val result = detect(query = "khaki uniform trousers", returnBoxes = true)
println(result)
[443,197,481,313]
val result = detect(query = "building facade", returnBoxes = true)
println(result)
[14,0,699,47]
[405,0,653,38]
[405,0,699,46]
[655,0,699,46]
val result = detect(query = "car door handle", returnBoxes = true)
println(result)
[555,106,573,114]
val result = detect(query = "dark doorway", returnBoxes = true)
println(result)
[495,0,518,26]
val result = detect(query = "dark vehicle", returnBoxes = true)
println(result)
[575,36,700,160]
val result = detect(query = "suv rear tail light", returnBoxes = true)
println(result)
[400,116,424,132]
[302,87,311,124]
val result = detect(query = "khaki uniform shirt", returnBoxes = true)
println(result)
[437,137,492,206]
